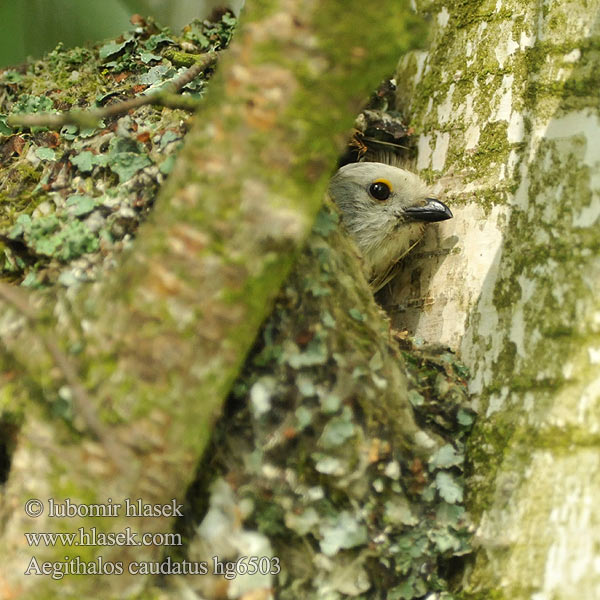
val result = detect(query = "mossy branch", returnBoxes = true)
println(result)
[6,51,217,130]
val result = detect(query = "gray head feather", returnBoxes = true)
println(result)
[328,162,448,285]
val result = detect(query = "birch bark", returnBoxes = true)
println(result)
[393,1,600,597]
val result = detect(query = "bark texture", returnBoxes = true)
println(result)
[391,1,600,598]
[0,1,426,598]
[169,202,473,599]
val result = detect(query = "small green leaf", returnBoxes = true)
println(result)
[408,390,425,407]
[312,453,344,475]
[286,339,328,368]
[320,394,341,413]
[295,406,313,429]
[80,124,102,138]
[222,14,237,26]
[159,154,176,175]
[160,130,181,148]
[384,497,418,526]
[66,194,96,217]
[12,94,54,114]
[194,33,210,49]
[429,528,462,553]
[2,70,23,83]
[313,208,339,236]
[305,280,330,297]
[33,235,61,256]
[429,444,463,470]
[457,408,475,427]
[31,215,60,236]
[435,472,463,504]
[140,52,162,64]
[8,214,32,239]
[319,511,367,556]
[436,502,465,527]
[285,507,319,536]
[108,152,151,182]
[70,151,95,173]
[99,38,133,60]
[388,580,414,600]
[60,124,78,140]
[0,115,13,135]
[139,64,173,86]
[57,271,80,287]
[319,415,355,449]
[21,271,41,288]
[388,575,427,600]
[321,311,335,328]
[35,147,56,161]
[71,151,108,173]
[144,33,175,51]
[297,376,316,397]
[349,308,366,322]
[56,221,99,260]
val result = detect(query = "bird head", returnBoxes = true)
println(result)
[328,161,452,282]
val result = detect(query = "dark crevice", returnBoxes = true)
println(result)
[0,421,18,484]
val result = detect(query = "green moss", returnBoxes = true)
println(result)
[14,162,41,184]
[449,0,503,28]
[162,49,208,67]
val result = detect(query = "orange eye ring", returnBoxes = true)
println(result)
[369,178,392,201]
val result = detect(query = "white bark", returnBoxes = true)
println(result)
[393,0,600,598]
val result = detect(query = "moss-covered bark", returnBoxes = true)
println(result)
[166,200,474,599]
[0,1,432,598]
[392,0,600,598]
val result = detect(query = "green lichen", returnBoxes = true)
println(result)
[173,202,475,599]
[0,12,236,286]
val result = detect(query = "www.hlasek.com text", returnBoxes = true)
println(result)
[25,527,181,547]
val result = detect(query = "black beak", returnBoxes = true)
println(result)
[404,198,453,222]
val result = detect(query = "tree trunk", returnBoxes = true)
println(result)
[391,0,600,598]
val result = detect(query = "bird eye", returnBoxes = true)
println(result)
[368,179,392,201]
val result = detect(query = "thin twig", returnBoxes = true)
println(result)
[7,51,217,130]
[361,136,410,151]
